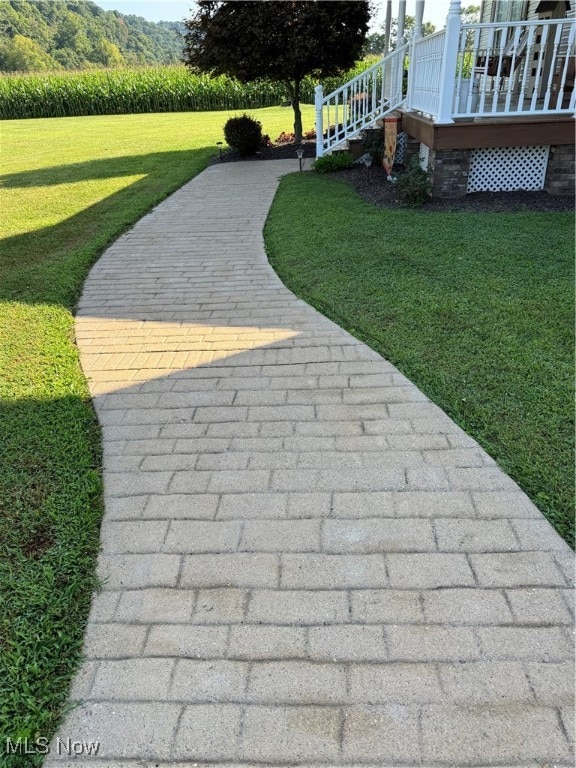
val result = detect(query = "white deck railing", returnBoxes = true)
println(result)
[454,18,576,118]
[407,29,446,117]
[315,12,574,153]
[315,43,408,157]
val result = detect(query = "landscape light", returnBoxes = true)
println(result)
[364,153,372,183]
[296,147,304,171]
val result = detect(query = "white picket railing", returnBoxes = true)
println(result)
[453,18,576,118]
[315,43,408,158]
[406,29,446,117]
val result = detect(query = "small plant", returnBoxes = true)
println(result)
[360,128,384,162]
[223,113,262,156]
[275,130,295,144]
[396,156,433,206]
[314,151,354,173]
[273,129,316,145]
[323,123,345,139]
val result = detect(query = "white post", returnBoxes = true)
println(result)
[406,0,425,110]
[414,0,425,39]
[436,0,462,123]
[314,84,324,158]
[384,0,392,54]
[397,0,407,45]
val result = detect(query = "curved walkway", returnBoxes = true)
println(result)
[49,160,574,766]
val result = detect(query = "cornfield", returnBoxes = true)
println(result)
[0,61,375,120]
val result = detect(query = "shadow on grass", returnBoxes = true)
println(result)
[0,147,214,304]
[0,394,103,767]
[0,147,214,766]
[0,149,214,189]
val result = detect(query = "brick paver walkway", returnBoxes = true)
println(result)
[48,160,574,766]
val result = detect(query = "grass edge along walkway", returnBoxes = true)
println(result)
[0,108,315,767]
[264,172,575,548]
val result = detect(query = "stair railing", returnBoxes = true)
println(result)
[315,43,409,158]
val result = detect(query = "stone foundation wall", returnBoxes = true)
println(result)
[544,144,575,196]
[427,148,471,199]
[402,137,574,199]
[403,135,421,166]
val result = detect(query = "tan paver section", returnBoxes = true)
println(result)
[48,161,574,766]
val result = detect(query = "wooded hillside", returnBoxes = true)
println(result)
[0,0,185,71]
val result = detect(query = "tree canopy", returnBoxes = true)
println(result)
[363,15,437,56]
[184,0,371,142]
[0,1,186,71]
[362,5,481,56]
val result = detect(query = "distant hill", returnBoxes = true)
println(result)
[0,1,186,71]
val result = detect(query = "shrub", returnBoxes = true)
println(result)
[323,123,344,139]
[314,151,354,173]
[360,127,384,162]
[224,113,263,156]
[275,130,295,144]
[270,129,317,145]
[396,156,433,206]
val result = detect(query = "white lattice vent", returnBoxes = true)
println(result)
[467,146,549,193]
[395,131,407,164]
[419,142,430,171]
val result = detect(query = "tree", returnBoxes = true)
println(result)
[363,32,387,57]
[460,5,481,50]
[54,12,84,49]
[0,0,185,72]
[184,1,371,142]
[0,34,58,71]
[389,15,436,50]
[365,6,479,59]
[461,5,481,25]
[91,37,124,67]
[364,15,436,56]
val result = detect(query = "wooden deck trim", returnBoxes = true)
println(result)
[399,111,575,150]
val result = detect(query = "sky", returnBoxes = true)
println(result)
[94,1,453,31]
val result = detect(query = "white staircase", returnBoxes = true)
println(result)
[315,43,409,157]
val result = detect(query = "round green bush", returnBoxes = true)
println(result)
[223,113,263,156]
[314,151,354,173]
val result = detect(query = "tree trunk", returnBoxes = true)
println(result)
[292,101,303,143]
[287,80,303,143]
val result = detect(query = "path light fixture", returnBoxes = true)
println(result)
[216,141,223,160]
[296,147,304,172]
[363,153,372,182]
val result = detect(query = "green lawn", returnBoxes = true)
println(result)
[265,173,575,546]
[0,106,314,766]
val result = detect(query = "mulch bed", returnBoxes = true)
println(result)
[210,140,316,164]
[338,164,575,213]
[211,141,575,213]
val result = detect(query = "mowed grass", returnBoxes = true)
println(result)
[265,173,574,546]
[0,106,314,766]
